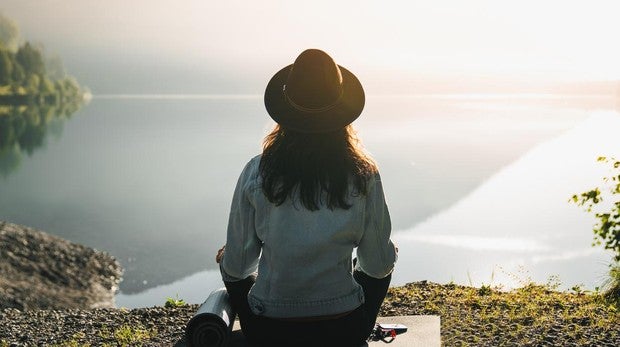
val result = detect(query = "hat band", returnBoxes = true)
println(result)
[283,85,344,113]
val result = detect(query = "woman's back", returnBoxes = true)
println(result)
[222,155,393,319]
[218,48,397,346]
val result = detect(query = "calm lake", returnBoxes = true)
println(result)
[1,94,618,308]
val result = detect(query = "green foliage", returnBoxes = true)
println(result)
[0,13,82,101]
[164,294,187,307]
[10,61,24,87]
[16,42,45,77]
[0,15,84,179]
[39,76,55,94]
[477,284,492,296]
[0,12,20,52]
[0,43,81,97]
[60,76,81,97]
[571,157,620,262]
[26,73,40,93]
[99,324,156,347]
[0,50,12,84]
[602,262,620,307]
[572,157,620,305]
[51,335,90,347]
[47,325,156,347]
[571,284,585,295]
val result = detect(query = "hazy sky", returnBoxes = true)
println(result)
[3,0,620,93]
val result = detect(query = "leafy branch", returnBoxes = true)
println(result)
[571,157,620,262]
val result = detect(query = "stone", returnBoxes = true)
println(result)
[0,220,123,310]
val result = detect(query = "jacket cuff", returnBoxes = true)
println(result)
[220,262,243,282]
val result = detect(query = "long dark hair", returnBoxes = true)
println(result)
[259,124,378,211]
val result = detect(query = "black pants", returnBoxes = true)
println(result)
[224,270,391,347]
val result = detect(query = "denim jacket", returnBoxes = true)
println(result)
[220,155,396,318]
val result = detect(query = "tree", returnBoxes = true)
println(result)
[39,76,55,95]
[61,76,81,98]
[11,61,25,86]
[0,49,13,85]
[572,157,620,262]
[26,73,40,94]
[16,42,45,77]
[0,14,83,102]
[0,12,20,52]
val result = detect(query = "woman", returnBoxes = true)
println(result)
[216,49,397,346]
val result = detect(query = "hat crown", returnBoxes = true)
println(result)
[285,49,343,110]
[264,48,364,133]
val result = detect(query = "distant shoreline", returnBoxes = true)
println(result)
[0,93,85,105]
[92,93,262,100]
[90,92,617,100]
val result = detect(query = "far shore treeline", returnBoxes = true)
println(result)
[0,12,85,105]
[0,12,86,178]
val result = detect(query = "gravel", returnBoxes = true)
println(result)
[0,305,196,346]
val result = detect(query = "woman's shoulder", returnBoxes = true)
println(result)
[239,154,261,171]
[245,154,261,168]
[237,155,262,189]
[367,169,382,184]
[363,170,385,196]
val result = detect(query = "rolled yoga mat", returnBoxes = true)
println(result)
[186,288,237,347]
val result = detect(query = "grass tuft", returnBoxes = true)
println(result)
[164,294,187,308]
[98,324,157,347]
[603,263,620,308]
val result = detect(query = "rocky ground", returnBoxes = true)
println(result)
[0,305,192,346]
[1,281,619,346]
[0,221,123,310]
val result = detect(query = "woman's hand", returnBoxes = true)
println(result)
[215,245,226,264]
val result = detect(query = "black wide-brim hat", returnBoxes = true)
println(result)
[264,49,365,133]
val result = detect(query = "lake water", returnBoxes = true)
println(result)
[0,94,618,308]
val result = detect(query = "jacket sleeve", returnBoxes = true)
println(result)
[356,173,397,279]
[220,159,262,282]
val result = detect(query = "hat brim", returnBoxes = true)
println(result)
[264,64,365,133]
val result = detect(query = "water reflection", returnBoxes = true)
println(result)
[0,101,83,177]
[390,111,620,289]
[0,95,617,308]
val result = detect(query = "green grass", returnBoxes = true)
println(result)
[51,332,90,347]
[164,294,187,308]
[99,324,157,347]
[51,325,157,347]
[603,263,620,307]
[381,281,620,346]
